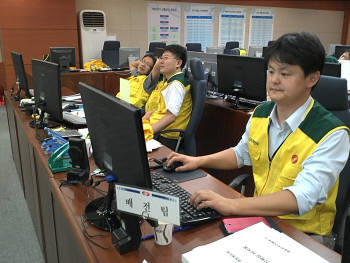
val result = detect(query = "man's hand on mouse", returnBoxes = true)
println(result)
[166,152,200,172]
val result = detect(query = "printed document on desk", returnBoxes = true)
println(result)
[182,222,329,263]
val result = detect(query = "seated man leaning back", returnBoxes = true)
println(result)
[142,44,192,149]
[116,54,156,108]
[167,32,350,240]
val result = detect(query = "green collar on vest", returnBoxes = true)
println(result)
[299,100,346,143]
[167,72,189,86]
[253,100,346,143]
[253,101,275,118]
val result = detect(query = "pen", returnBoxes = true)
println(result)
[141,225,192,241]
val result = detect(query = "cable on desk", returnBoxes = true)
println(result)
[80,215,116,249]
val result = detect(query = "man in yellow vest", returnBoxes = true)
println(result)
[142,44,192,149]
[167,33,350,240]
[116,54,156,108]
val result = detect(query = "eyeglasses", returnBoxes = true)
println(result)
[159,56,177,61]
[141,60,153,68]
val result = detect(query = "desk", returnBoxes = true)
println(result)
[4,90,341,263]
[27,70,131,96]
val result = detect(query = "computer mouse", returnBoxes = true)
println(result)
[68,104,79,110]
[162,161,183,173]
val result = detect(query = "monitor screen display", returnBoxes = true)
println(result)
[335,45,350,59]
[49,47,76,72]
[119,47,140,68]
[217,55,267,102]
[32,59,63,122]
[10,51,30,99]
[79,82,152,189]
[321,62,341,78]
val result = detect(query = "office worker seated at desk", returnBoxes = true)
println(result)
[143,44,192,148]
[167,32,350,241]
[116,54,156,108]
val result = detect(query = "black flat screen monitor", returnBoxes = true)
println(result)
[217,55,267,102]
[321,62,341,78]
[79,82,152,189]
[32,59,63,122]
[10,51,31,99]
[49,47,76,73]
[335,45,350,59]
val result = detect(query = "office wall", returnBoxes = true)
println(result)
[76,0,344,56]
[0,0,79,88]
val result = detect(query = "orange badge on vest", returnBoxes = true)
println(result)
[291,154,298,164]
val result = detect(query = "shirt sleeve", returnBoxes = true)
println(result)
[284,129,350,216]
[161,81,186,117]
[143,73,158,94]
[232,116,252,168]
[130,68,138,77]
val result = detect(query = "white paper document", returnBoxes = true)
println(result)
[182,222,329,263]
[146,139,162,152]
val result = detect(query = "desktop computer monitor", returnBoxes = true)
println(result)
[187,51,218,91]
[217,54,267,103]
[119,47,140,68]
[335,45,350,59]
[248,46,263,57]
[32,59,63,125]
[321,62,341,78]
[49,47,76,73]
[80,82,152,236]
[10,51,31,100]
[79,82,151,189]
[206,46,224,54]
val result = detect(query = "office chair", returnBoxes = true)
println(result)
[229,75,350,253]
[223,48,240,55]
[155,58,207,156]
[148,42,166,54]
[101,41,120,68]
[186,43,202,52]
[225,41,239,49]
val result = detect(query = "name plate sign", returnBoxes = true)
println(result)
[115,184,180,226]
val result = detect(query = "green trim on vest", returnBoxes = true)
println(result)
[252,101,275,118]
[167,72,189,86]
[299,100,346,143]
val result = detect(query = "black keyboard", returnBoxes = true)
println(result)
[151,171,221,226]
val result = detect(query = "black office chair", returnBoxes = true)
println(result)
[148,42,166,55]
[230,75,350,252]
[101,41,120,68]
[186,43,202,52]
[223,48,240,55]
[155,58,207,156]
[225,41,239,49]
[311,76,350,253]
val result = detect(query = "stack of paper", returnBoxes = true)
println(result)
[182,222,329,263]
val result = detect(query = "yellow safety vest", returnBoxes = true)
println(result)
[249,99,349,235]
[145,72,192,139]
[116,75,150,108]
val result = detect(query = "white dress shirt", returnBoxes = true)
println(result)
[233,96,350,215]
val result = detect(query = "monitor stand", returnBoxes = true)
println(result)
[84,177,143,254]
[224,94,251,111]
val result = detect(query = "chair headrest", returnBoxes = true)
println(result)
[311,75,348,111]
[224,48,240,55]
[189,58,205,80]
[225,41,239,49]
[186,43,202,52]
[103,41,120,50]
[149,42,166,52]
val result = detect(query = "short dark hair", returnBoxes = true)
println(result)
[163,44,187,69]
[142,54,156,67]
[264,32,325,77]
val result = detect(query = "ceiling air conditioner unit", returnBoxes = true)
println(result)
[79,10,107,64]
